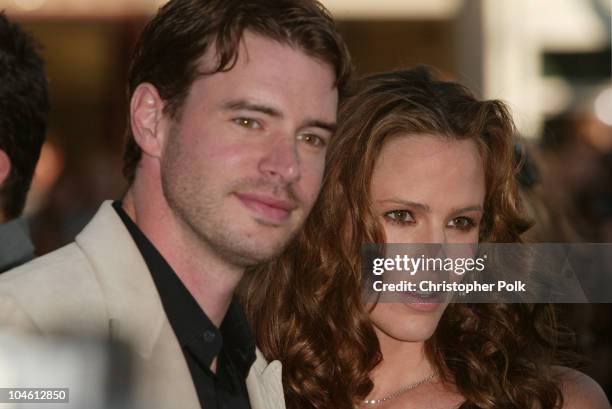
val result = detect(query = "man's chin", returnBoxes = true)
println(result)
[211,220,301,267]
[224,237,294,267]
[229,249,282,268]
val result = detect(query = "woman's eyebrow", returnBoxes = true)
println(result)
[378,199,430,212]
[449,205,484,215]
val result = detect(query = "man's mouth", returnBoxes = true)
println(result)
[235,192,298,223]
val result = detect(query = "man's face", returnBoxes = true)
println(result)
[160,32,338,267]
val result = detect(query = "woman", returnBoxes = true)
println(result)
[241,67,610,409]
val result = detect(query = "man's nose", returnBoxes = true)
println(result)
[258,134,300,183]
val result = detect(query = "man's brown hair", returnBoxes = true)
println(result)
[123,0,352,183]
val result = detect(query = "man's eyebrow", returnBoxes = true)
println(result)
[221,99,336,132]
[221,99,282,117]
[301,119,337,133]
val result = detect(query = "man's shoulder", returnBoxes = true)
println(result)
[0,242,109,335]
[0,242,91,292]
[0,200,126,306]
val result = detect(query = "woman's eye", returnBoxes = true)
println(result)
[233,117,262,129]
[448,217,476,231]
[384,210,415,225]
[297,133,325,148]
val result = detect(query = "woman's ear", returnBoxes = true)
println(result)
[129,83,166,158]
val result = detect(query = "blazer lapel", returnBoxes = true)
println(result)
[75,201,199,408]
[137,320,201,409]
[75,201,165,355]
[247,348,286,409]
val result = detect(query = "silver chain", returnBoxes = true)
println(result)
[362,372,437,405]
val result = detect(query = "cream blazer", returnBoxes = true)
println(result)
[0,201,285,409]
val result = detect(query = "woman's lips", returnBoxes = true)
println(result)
[236,192,297,223]
[402,290,446,312]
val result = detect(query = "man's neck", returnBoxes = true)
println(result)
[122,183,243,327]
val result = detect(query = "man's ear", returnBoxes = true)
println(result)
[130,83,166,158]
[0,149,11,187]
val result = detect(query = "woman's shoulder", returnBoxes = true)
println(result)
[552,366,611,409]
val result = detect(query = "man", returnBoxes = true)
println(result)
[0,12,49,273]
[0,1,350,408]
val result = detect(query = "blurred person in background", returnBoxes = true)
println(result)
[514,142,582,243]
[528,111,612,399]
[0,0,350,408]
[0,12,49,273]
[539,111,612,242]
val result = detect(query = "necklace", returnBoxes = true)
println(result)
[362,372,437,405]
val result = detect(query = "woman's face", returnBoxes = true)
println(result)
[368,134,485,343]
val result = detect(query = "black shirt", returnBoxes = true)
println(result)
[112,201,256,409]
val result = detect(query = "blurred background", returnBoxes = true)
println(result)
[1,0,611,399]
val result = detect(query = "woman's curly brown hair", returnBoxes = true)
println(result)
[241,66,569,409]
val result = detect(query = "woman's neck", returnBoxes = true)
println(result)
[367,327,436,399]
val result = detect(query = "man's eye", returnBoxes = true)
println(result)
[297,133,325,148]
[448,217,476,231]
[233,118,262,129]
[384,210,415,225]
